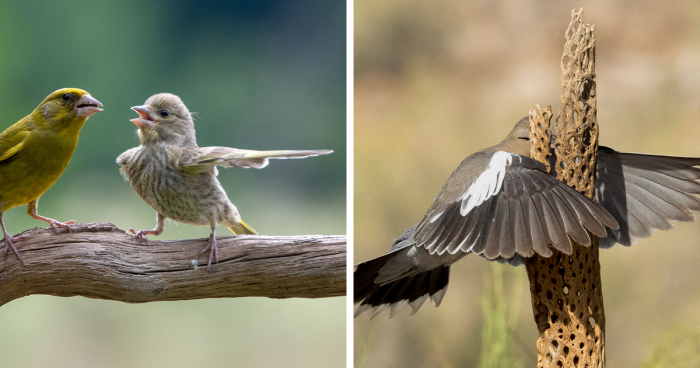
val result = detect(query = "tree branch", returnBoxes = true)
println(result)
[0,222,346,307]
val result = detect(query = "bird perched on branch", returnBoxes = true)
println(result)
[355,116,700,318]
[0,88,103,262]
[117,93,332,269]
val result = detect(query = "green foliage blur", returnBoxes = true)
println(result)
[354,0,700,367]
[480,264,525,368]
[644,325,700,368]
[0,1,346,367]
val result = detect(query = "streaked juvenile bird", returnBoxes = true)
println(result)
[117,93,332,269]
[0,88,103,262]
[355,116,700,318]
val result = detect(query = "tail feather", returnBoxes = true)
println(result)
[228,220,258,235]
[354,253,451,318]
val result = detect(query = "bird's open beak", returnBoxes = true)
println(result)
[130,105,155,129]
[75,95,103,117]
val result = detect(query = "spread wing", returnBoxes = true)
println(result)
[596,146,700,248]
[413,151,618,260]
[355,150,621,319]
[178,146,333,172]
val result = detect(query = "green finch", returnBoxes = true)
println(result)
[0,88,103,262]
[117,93,332,269]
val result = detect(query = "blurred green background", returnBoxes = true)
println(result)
[0,1,346,367]
[354,0,700,367]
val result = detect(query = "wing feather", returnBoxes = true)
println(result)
[596,147,700,247]
[0,128,30,162]
[415,152,617,260]
[547,188,591,246]
[179,146,332,171]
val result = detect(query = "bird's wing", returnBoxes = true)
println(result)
[178,146,332,172]
[354,225,467,318]
[0,126,30,162]
[596,146,700,248]
[116,147,140,166]
[413,151,618,260]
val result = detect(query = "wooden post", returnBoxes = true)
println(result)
[526,8,605,367]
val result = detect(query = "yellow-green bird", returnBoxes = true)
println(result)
[117,93,332,269]
[0,88,103,261]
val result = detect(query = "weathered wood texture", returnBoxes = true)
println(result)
[0,222,346,307]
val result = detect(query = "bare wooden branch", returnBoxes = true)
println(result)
[0,222,346,306]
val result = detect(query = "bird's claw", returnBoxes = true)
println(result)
[49,219,76,233]
[199,235,219,270]
[128,228,149,243]
[2,234,26,263]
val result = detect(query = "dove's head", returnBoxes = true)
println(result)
[130,93,196,146]
[496,116,533,157]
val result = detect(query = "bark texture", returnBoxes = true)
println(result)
[0,222,346,307]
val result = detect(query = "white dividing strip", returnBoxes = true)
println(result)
[459,151,514,216]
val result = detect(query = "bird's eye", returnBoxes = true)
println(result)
[62,93,70,101]
[160,109,170,117]
[518,137,530,141]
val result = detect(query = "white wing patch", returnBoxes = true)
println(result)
[459,151,515,216]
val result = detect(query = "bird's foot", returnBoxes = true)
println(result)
[128,229,153,243]
[199,233,219,270]
[2,232,26,264]
[28,209,77,233]
[48,219,77,232]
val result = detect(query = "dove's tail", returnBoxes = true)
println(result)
[228,220,258,235]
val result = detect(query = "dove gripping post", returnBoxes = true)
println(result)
[354,7,700,368]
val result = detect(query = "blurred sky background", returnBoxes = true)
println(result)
[0,1,346,367]
[355,0,700,367]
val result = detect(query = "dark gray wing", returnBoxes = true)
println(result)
[413,151,618,260]
[596,146,700,248]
